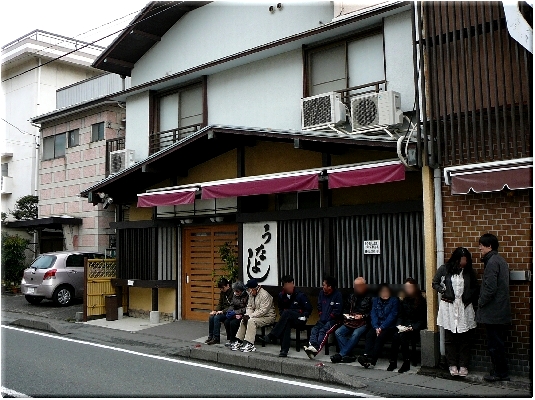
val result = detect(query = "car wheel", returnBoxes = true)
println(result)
[25,295,44,305]
[53,286,73,306]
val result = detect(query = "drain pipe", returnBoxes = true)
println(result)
[434,167,445,356]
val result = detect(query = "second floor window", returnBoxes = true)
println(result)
[43,133,66,160]
[1,162,8,177]
[67,129,79,147]
[307,31,385,97]
[159,85,203,134]
[91,122,105,142]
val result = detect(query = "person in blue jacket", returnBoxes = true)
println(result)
[304,276,343,359]
[260,275,312,357]
[358,283,399,368]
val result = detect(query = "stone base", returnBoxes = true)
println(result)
[128,308,174,322]
[117,307,123,320]
[149,311,160,324]
[420,330,440,368]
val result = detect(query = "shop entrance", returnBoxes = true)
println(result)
[182,224,238,321]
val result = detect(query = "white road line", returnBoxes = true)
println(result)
[1,386,30,398]
[2,325,375,397]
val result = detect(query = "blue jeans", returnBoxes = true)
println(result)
[208,313,227,339]
[335,324,368,357]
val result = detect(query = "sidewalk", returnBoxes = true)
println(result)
[3,312,531,397]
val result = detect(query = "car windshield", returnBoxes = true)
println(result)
[30,255,57,270]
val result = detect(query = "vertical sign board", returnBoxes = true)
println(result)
[364,240,381,254]
[242,221,278,286]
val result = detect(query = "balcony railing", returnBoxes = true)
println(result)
[334,79,387,107]
[149,124,203,155]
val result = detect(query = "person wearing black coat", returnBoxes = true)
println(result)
[432,247,479,377]
[476,234,512,382]
[260,275,312,357]
[223,281,249,347]
[331,277,372,364]
[388,278,427,373]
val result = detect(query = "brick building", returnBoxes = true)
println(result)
[29,79,126,254]
[417,2,532,376]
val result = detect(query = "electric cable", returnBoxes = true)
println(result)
[2,2,183,83]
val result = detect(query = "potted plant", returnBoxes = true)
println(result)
[214,242,239,284]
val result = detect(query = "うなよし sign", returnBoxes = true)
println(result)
[242,221,278,286]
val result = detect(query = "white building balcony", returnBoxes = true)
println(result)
[1,176,13,194]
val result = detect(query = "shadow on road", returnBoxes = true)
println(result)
[1,294,82,321]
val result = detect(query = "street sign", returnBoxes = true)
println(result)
[364,240,381,254]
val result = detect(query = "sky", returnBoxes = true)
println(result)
[0,0,149,48]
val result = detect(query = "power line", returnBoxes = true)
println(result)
[1,4,165,70]
[2,2,182,83]
[1,118,39,137]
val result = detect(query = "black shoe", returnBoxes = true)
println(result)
[330,353,343,363]
[258,334,274,344]
[387,361,397,371]
[484,374,510,382]
[204,337,213,344]
[357,355,371,369]
[207,338,220,345]
[279,350,288,357]
[398,360,410,373]
[341,355,357,363]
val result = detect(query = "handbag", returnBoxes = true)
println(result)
[343,316,367,329]
[226,310,236,319]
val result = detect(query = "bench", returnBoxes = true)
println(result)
[256,324,313,352]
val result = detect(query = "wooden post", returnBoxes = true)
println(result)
[83,257,88,322]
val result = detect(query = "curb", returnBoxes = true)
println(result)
[418,366,532,392]
[171,344,367,390]
[10,318,67,335]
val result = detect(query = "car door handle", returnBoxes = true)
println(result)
[68,270,77,273]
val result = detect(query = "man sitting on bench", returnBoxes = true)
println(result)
[259,275,312,357]
[304,276,343,359]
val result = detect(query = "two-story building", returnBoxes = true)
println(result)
[80,1,427,327]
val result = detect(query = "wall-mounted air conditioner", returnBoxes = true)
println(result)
[109,149,135,175]
[351,91,403,133]
[301,92,346,130]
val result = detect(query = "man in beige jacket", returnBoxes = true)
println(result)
[231,279,276,352]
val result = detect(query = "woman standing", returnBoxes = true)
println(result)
[223,281,249,347]
[388,278,427,373]
[358,283,399,368]
[432,247,479,377]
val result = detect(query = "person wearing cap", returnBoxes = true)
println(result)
[205,277,233,345]
[259,274,312,357]
[231,279,276,353]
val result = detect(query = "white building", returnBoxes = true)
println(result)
[1,30,104,218]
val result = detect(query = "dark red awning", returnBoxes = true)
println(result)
[450,166,533,195]
[137,188,197,207]
[201,173,319,200]
[327,161,405,189]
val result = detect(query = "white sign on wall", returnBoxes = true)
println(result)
[364,240,381,255]
[242,221,278,286]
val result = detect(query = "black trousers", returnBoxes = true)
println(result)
[269,310,305,352]
[364,326,397,363]
[444,329,472,368]
[224,317,242,341]
[390,330,420,362]
[485,324,508,377]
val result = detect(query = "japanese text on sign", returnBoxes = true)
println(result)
[364,240,381,254]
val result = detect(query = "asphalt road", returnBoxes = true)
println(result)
[1,326,366,397]
[1,294,82,321]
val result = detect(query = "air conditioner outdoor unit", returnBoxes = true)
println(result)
[350,91,403,133]
[301,92,346,130]
[109,149,135,175]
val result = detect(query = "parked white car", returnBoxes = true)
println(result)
[21,251,104,306]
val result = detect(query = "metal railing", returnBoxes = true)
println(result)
[149,123,203,154]
[2,29,104,53]
[334,79,387,106]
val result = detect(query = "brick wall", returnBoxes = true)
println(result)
[39,105,126,253]
[441,183,532,376]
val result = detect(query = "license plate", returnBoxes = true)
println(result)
[27,288,35,294]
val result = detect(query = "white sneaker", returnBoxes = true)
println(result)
[240,343,256,352]
[449,366,459,376]
[308,345,318,353]
[458,367,468,377]
[303,345,310,351]
[230,342,243,351]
